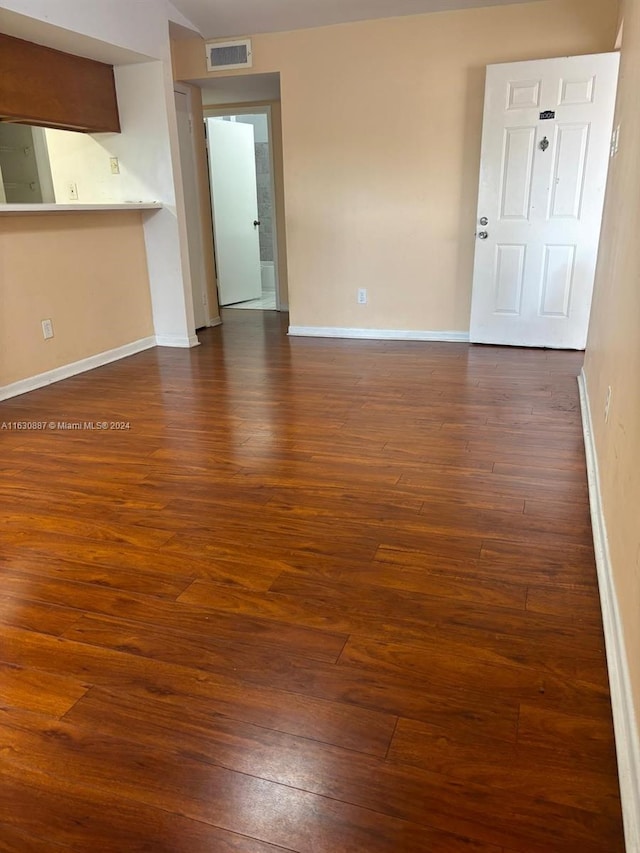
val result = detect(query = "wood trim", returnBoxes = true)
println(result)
[579,369,640,853]
[0,33,120,133]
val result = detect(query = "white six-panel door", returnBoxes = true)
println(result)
[469,53,619,349]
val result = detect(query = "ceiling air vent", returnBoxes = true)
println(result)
[205,39,253,72]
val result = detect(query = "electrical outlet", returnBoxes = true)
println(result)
[109,157,120,175]
[357,288,368,305]
[41,319,54,340]
[604,385,612,422]
[68,182,78,200]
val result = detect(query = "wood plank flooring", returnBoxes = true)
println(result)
[0,309,624,852]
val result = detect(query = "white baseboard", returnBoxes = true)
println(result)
[579,369,640,853]
[208,316,222,328]
[0,336,157,402]
[155,333,200,347]
[288,326,469,342]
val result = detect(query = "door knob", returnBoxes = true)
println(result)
[479,217,489,226]
[253,220,261,226]
[478,231,489,240]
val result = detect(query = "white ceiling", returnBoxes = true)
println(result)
[0,8,152,63]
[171,0,542,40]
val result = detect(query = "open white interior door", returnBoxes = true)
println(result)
[206,118,262,307]
[470,53,619,349]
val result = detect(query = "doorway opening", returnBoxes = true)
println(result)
[0,124,55,203]
[205,106,280,311]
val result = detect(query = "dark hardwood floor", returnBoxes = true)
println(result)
[0,309,624,851]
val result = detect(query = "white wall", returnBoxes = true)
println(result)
[44,112,156,205]
[44,60,182,206]
[0,0,200,348]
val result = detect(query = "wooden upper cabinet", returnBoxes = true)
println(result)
[0,33,120,133]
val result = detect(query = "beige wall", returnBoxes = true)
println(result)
[173,0,618,331]
[0,211,154,388]
[584,0,640,736]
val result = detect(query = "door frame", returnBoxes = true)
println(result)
[203,104,282,312]
[31,128,55,203]
[174,84,216,329]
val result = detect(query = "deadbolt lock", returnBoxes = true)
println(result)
[479,217,489,226]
